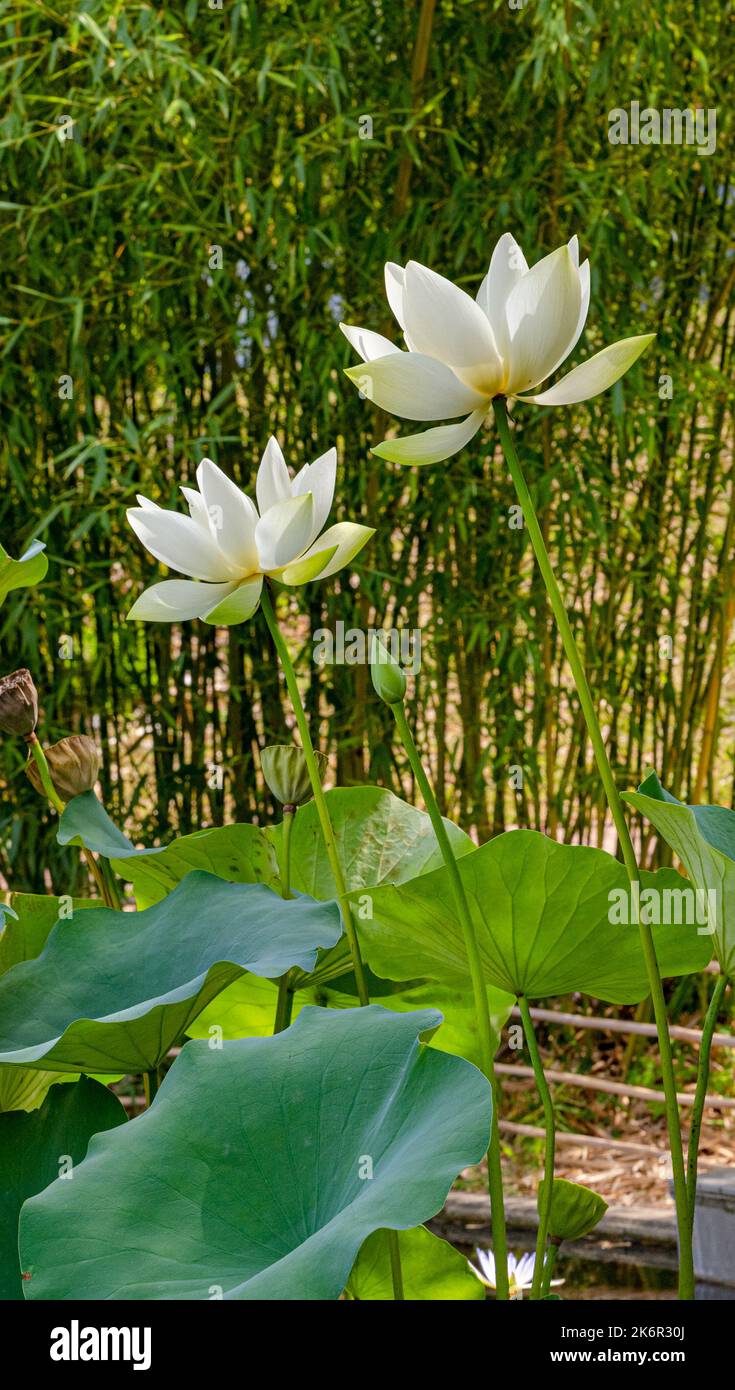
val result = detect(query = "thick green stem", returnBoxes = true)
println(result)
[493,396,694,1300]
[29,735,114,906]
[143,1068,159,1107]
[261,587,370,1006]
[540,1240,560,1298]
[687,972,727,1234]
[387,1230,405,1299]
[274,809,295,1034]
[391,700,509,1300]
[518,996,555,1299]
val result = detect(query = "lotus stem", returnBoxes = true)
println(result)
[143,1068,159,1107]
[493,395,694,1300]
[390,699,510,1301]
[518,995,555,1299]
[687,971,727,1234]
[540,1239,560,1298]
[260,586,371,1007]
[274,808,295,1034]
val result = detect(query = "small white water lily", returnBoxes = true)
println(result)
[341,233,654,465]
[126,439,373,625]
[470,1248,563,1299]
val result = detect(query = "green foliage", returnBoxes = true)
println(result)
[624,774,735,976]
[20,1007,491,1300]
[0,542,47,609]
[189,973,513,1071]
[347,1225,483,1301]
[1,2,733,883]
[0,891,98,1111]
[0,1077,126,1298]
[352,831,713,1001]
[0,871,341,1072]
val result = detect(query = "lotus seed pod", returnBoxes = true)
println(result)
[0,668,39,738]
[26,734,100,802]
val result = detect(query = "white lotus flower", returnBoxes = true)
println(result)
[470,1247,563,1299]
[126,439,373,625]
[341,233,654,465]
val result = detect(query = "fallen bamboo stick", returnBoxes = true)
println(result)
[498,1119,668,1159]
[496,1061,735,1109]
[509,1003,734,1050]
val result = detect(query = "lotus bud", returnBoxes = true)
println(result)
[370,636,407,706]
[260,743,327,812]
[538,1178,608,1243]
[26,734,100,803]
[0,668,39,738]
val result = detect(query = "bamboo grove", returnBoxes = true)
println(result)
[1,0,733,896]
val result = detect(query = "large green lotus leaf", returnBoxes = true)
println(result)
[322,981,514,1070]
[0,539,47,607]
[0,1069,77,1115]
[58,793,280,909]
[20,1005,492,1301]
[346,1225,483,1300]
[272,785,474,900]
[117,825,279,909]
[0,872,342,1074]
[624,773,733,976]
[64,785,466,904]
[111,786,469,912]
[0,893,99,1112]
[57,791,149,859]
[0,891,98,975]
[188,974,513,1071]
[350,830,713,1002]
[1,1077,125,1299]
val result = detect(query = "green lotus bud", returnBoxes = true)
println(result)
[260,743,327,810]
[370,635,407,705]
[26,734,100,803]
[0,668,38,737]
[538,1178,608,1242]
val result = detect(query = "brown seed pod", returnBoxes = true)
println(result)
[26,734,100,802]
[0,668,39,738]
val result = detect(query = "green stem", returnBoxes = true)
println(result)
[261,589,407,1297]
[143,1068,159,1107]
[387,1230,405,1299]
[540,1240,560,1298]
[261,587,370,1007]
[687,972,727,1234]
[391,700,509,1300]
[274,809,295,1034]
[493,396,694,1300]
[29,735,65,814]
[29,736,114,906]
[100,855,123,910]
[519,995,555,1300]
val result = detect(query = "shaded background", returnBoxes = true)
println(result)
[1,0,733,892]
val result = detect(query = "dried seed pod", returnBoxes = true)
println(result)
[0,668,39,737]
[26,734,100,802]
